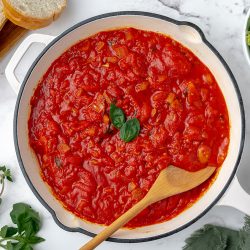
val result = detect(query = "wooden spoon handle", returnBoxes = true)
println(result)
[79,197,149,250]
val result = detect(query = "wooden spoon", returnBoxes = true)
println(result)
[80,165,216,250]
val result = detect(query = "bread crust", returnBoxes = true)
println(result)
[2,0,66,30]
[0,16,7,30]
[0,0,7,30]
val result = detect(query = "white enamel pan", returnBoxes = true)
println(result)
[6,12,246,242]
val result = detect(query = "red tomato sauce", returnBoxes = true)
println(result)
[29,28,229,227]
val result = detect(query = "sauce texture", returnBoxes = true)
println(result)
[29,28,229,227]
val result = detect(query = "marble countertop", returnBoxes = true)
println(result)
[1,0,250,249]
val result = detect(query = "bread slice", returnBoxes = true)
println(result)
[0,0,7,30]
[2,0,67,30]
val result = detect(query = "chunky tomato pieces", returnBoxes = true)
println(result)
[29,28,229,227]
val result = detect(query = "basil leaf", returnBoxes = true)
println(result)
[6,242,16,250]
[0,226,18,237]
[1,203,44,250]
[0,166,13,182]
[20,245,33,250]
[110,103,125,129]
[25,235,45,244]
[4,169,13,182]
[0,166,6,172]
[12,242,31,250]
[120,118,140,142]
[10,203,41,237]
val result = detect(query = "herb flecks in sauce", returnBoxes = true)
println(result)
[29,28,229,227]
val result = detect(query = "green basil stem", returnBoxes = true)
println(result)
[0,175,4,197]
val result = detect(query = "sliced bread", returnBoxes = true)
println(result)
[2,0,67,30]
[0,0,7,30]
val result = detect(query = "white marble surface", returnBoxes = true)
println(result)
[1,0,250,249]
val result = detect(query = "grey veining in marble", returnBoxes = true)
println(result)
[0,0,250,249]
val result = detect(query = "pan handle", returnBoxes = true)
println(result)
[216,176,250,215]
[5,33,55,94]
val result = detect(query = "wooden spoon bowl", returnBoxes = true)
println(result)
[80,165,216,250]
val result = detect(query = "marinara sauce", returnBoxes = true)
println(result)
[29,28,229,227]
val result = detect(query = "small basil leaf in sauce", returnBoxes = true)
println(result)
[110,103,125,129]
[120,118,140,142]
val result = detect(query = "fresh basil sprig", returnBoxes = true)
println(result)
[0,166,13,205]
[110,103,125,129]
[0,203,45,250]
[109,103,140,142]
[120,118,140,142]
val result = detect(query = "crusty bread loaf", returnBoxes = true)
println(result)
[0,0,7,30]
[2,0,66,30]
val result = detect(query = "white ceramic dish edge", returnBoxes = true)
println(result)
[5,12,247,243]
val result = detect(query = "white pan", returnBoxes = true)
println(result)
[6,12,246,242]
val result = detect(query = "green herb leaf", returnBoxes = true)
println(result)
[183,223,250,250]
[0,226,18,237]
[0,166,13,182]
[120,118,140,142]
[25,236,45,244]
[247,31,250,47]
[236,216,250,250]
[10,203,41,237]
[0,203,44,250]
[6,241,16,250]
[21,245,33,250]
[110,103,125,129]
[0,166,13,208]
[242,215,250,234]
[12,242,29,250]
[183,225,228,250]
[238,232,250,250]
[0,166,6,172]
[4,169,13,182]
